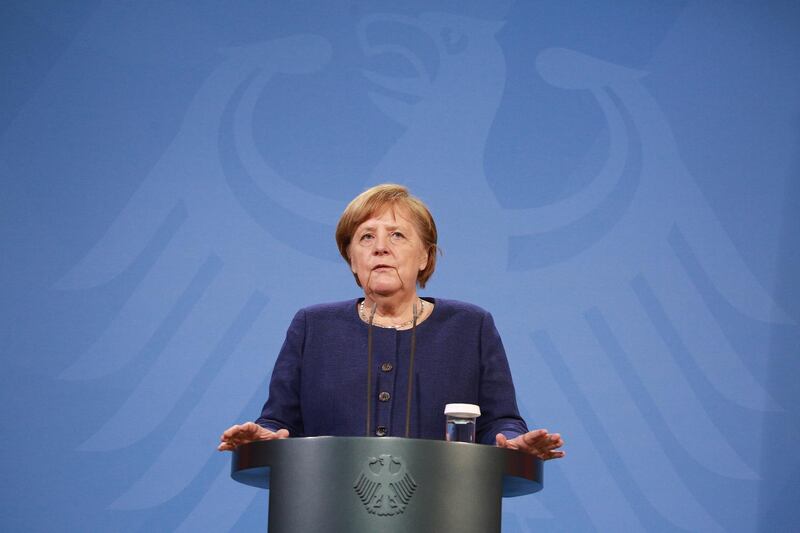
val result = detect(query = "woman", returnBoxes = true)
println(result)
[219,184,564,460]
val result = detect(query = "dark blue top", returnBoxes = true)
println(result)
[255,298,528,444]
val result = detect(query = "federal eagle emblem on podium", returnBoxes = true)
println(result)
[353,454,417,516]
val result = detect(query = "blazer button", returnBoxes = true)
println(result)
[378,391,391,402]
[381,362,393,372]
[375,426,387,437]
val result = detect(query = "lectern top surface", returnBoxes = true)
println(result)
[230,435,542,498]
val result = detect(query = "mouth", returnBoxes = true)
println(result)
[372,264,395,271]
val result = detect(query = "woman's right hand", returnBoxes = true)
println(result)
[217,421,290,451]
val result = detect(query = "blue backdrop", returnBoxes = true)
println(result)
[2,1,799,531]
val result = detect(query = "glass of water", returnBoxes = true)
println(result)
[444,403,481,443]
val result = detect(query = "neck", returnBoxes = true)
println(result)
[364,291,419,321]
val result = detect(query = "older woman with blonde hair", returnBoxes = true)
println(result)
[219,184,564,460]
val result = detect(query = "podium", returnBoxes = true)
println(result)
[231,436,542,533]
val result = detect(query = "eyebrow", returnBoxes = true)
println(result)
[358,224,404,232]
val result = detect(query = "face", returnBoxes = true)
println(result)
[348,206,429,298]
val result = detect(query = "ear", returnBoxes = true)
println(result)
[419,248,429,271]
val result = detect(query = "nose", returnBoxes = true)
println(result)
[372,233,390,255]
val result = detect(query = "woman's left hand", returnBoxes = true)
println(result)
[495,429,565,460]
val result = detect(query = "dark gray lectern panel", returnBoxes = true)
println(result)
[231,437,542,533]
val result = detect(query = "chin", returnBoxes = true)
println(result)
[369,287,400,296]
[368,282,403,295]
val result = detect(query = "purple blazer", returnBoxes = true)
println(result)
[255,298,528,444]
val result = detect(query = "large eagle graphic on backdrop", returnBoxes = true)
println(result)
[58,12,788,532]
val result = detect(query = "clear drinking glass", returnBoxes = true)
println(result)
[444,403,481,443]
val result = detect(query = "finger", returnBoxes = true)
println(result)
[543,445,566,458]
[535,435,560,450]
[522,429,549,442]
[522,441,558,456]
[222,424,242,438]
[260,430,277,441]
[239,422,260,437]
[223,423,255,439]
[495,433,507,447]
[521,430,550,447]
[543,450,566,461]
[274,429,290,439]
[543,434,564,450]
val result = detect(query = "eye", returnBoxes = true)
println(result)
[390,231,405,241]
[359,233,375,242]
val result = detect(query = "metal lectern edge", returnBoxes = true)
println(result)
[230,436,542,497]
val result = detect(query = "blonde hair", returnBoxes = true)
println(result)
[335,184,439,288]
